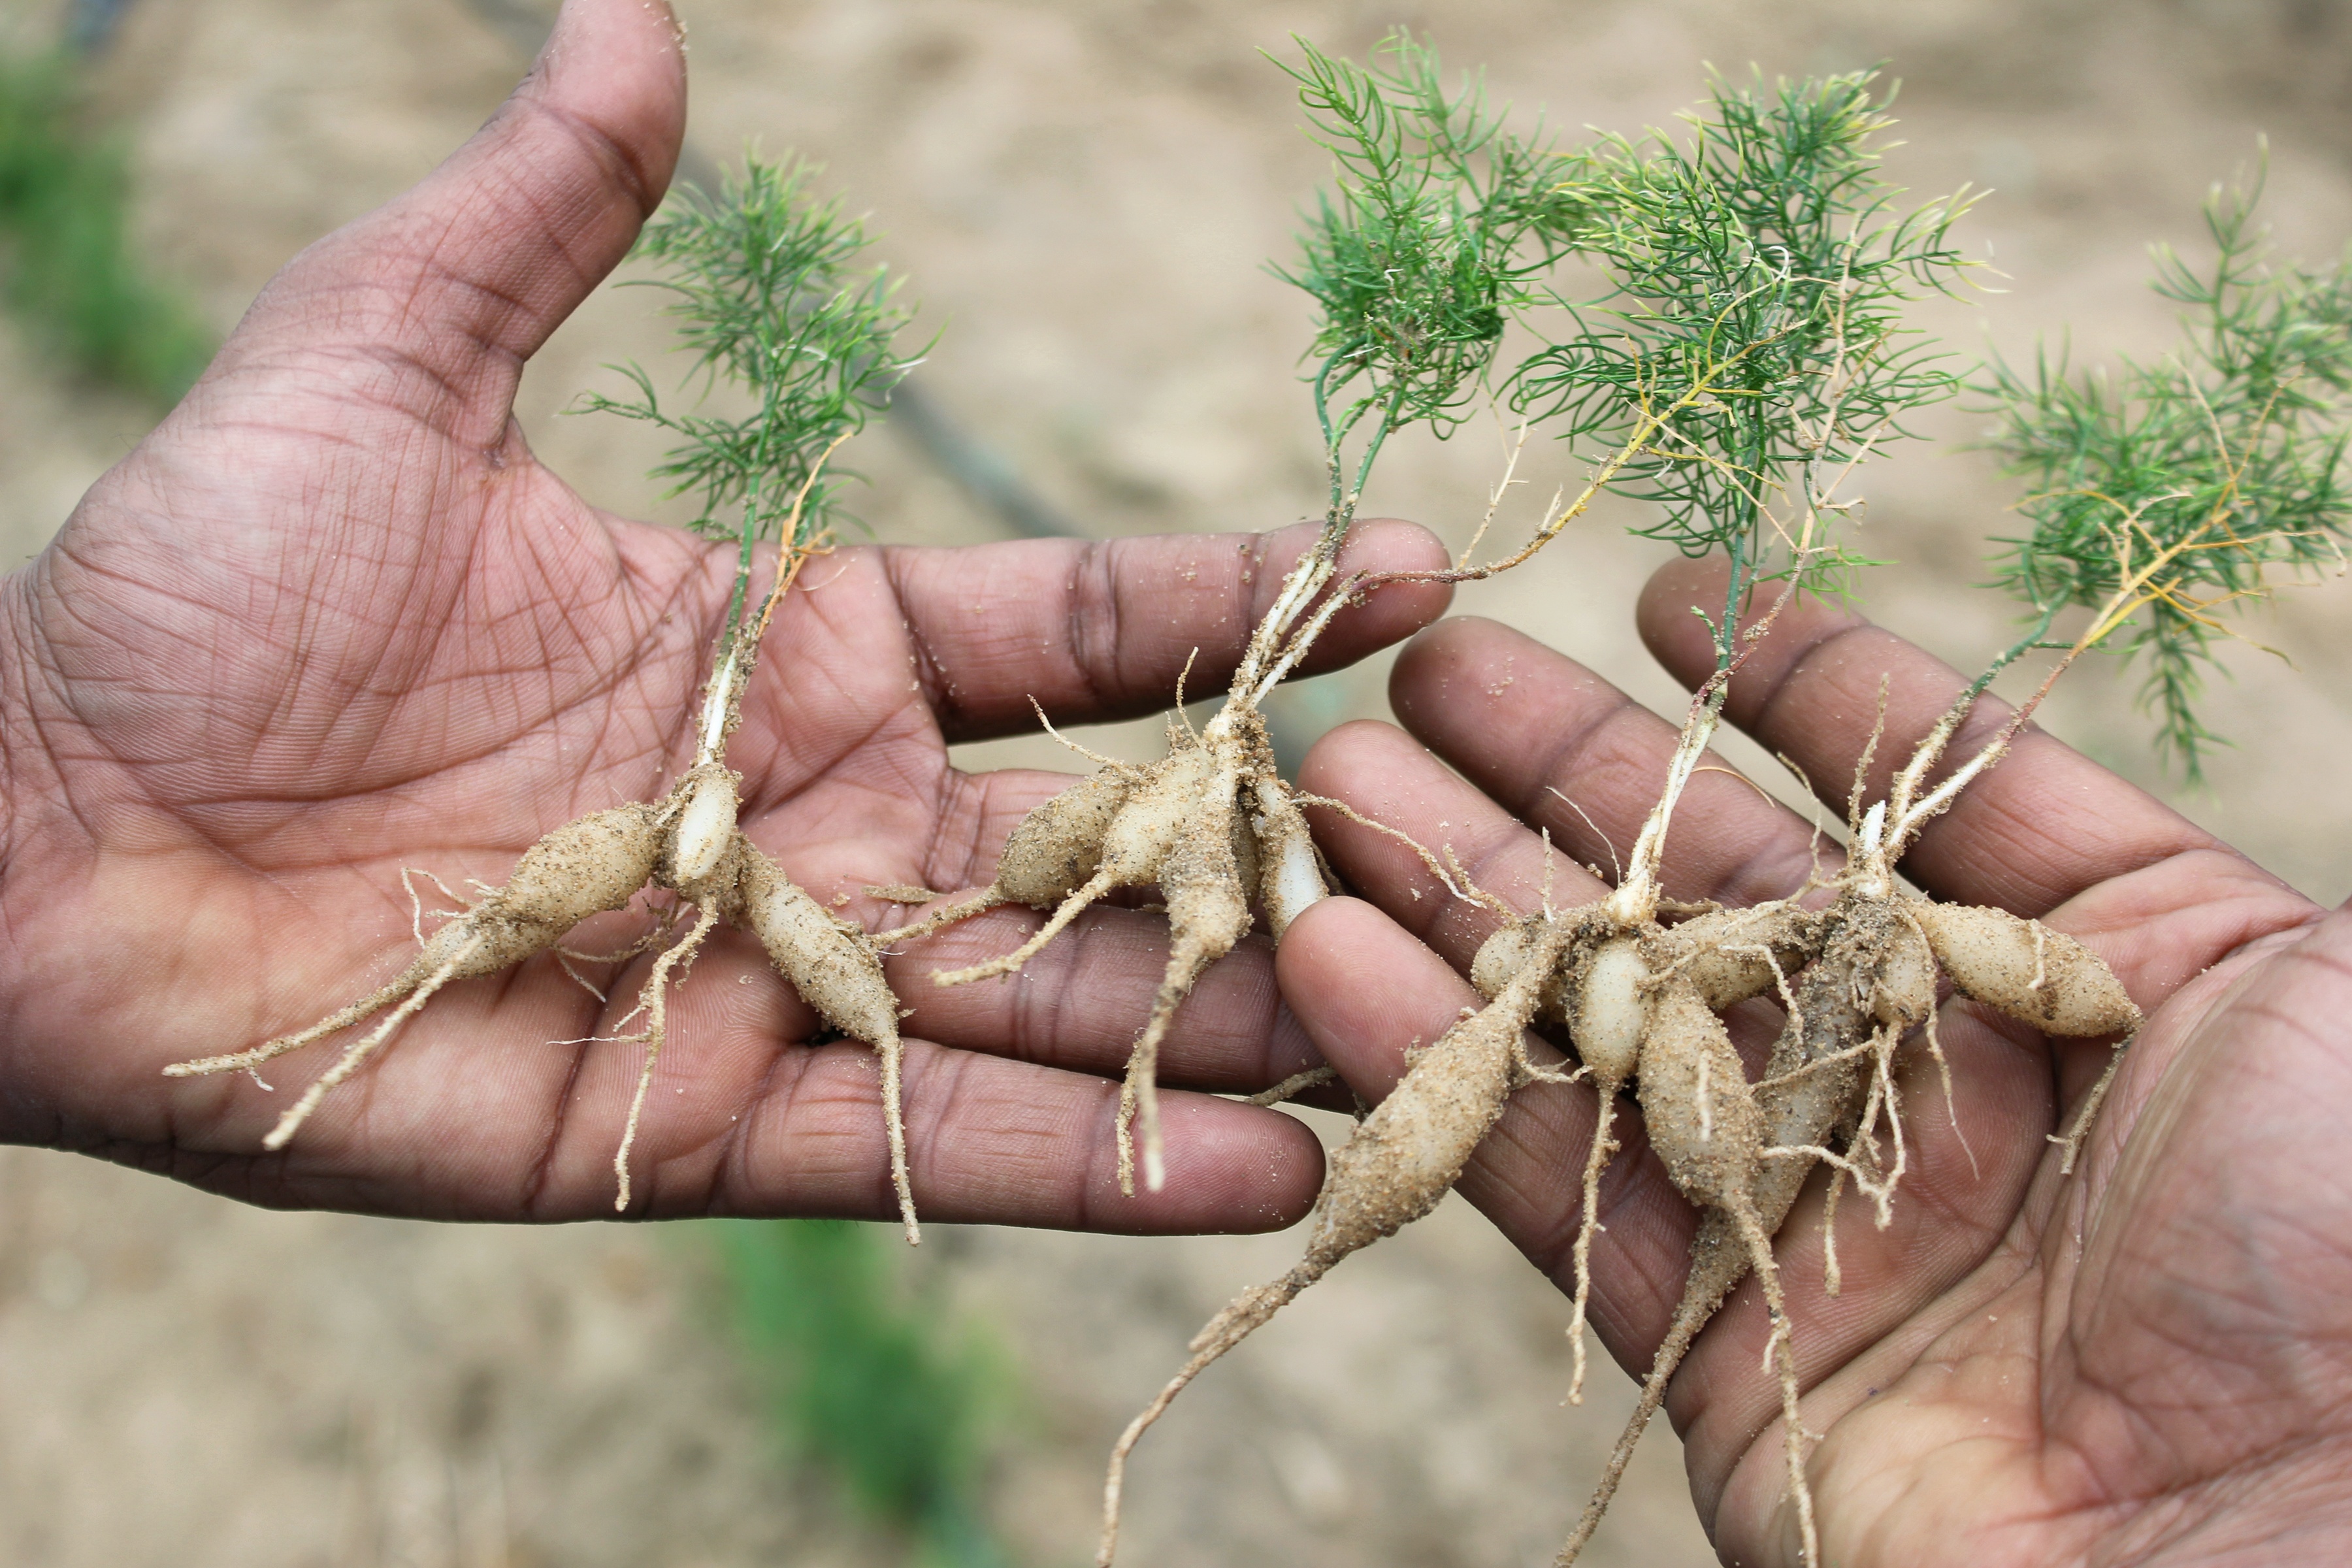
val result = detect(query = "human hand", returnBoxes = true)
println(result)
[1282,559,2342,1565]
[0,0,1446,1226]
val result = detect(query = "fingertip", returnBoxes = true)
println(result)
[525,0,689,212]
[1296,717,1409,798]
[1386,615,1552,731]
[1276,897,1481,1102]
[1149,1092,1326,1231]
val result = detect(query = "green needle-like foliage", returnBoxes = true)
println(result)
[1274,33,1593,512]
[1519,71,1975,661]
[581,157,917,633]
[1982,166,2352,775]
[715,1220,1012,1568]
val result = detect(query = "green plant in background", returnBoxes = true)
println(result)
[0,48,212,404]
[713,1221,1013,1568]
[1981,164,2352,776]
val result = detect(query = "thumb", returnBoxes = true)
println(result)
[203,0,687,448]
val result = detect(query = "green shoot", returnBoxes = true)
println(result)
[0,48,212,405]
[581,157,919,672]
[1520,69,1976,670]
[1980,162,2352,776]
[1274,33,1590,522]
[713,1220,1012,1568]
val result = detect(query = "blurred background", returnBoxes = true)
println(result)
[1,1,2348,1564]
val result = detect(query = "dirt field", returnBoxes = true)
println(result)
[2,1,2349,1565]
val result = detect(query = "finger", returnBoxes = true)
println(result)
[883,909,1325,1094]
[674,1036,1328,1233]
[882,518,1452,742]
[207,0,685,447]
[1388,617,1834,909]
[1637,556,2220,917]
[1300,717,1610,969]
[542,924,1327,1229]
[196,921,1325,1232]
[254,1031,1325,1232]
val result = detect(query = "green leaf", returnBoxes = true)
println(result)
[1979,159,2352,775]
[1516,70,1975,629]
[583,155,919,551]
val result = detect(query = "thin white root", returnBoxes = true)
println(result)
[1290,791,1503,914]
[1921,1004,1980,1183]
[165,980,415,1077]
[1731,1200,1820,1568]
[932,870,1115,986]
[873,887,1008,949]
[612,901,721,1212]
[1565,1092,1619,1405]
[1558,1252,1716,1567]
[260,935,485,1151]
[1821,1166,1846,1298]
[2051,1039,2131,1175]
[865,883,949,904]
[877,1030,915,1244]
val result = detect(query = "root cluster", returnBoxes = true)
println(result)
[888,706,1322,1194]
[1092,679,2144,1568]
[167,763,919,1236]
[887,535,1356,1196]
[167,501,924,1237]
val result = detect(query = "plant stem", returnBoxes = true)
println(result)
[691,435,846,772]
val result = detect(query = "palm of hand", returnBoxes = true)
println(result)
[1284,570,2345,1565]
[0,0,1442,1230]
[1801,894,2352,1567]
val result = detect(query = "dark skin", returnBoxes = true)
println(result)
[1282,572,2348,1565]
[0,0,1449,1228]
[8,1,2347,1560]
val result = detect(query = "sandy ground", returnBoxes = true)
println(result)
[2,0,2350,1564]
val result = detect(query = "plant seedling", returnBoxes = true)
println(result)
[165,159,932,1239]
[887,35,1816,1201]
[1550,169,2352,1558]
[1094,57,1985,1568]
[1092,58,2350,1568]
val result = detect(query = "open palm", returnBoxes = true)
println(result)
[0,0,1443,1228]
[1282,561,2346,1564]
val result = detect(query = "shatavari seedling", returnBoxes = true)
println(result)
[155,37,2352,1568]
[165,159,933,1240]
[1091,48,2352,1568]
[886,35,1801,1200]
